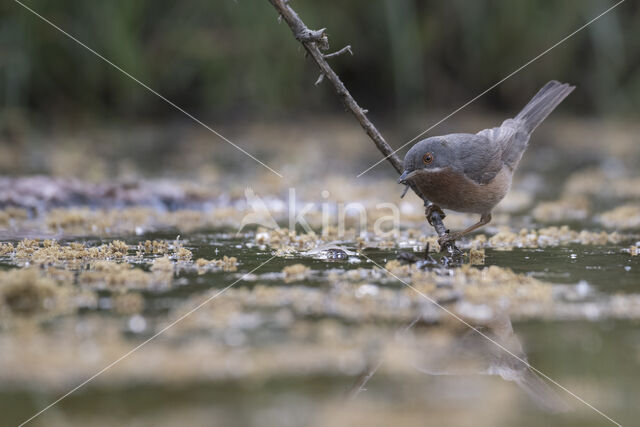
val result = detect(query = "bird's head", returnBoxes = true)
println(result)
[398,137,456,184]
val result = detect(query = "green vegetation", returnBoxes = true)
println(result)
[1,0,638,123]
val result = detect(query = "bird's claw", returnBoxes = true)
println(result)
[437,232,460,249]
[425,204,445,226]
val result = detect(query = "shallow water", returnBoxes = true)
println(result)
[487,245,639,291]
[1,230,639,427]
[1,116,640,426]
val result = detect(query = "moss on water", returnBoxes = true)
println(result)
[195,256,238,273]
[484,226,624,250]
[599,204,640,230]
[282,264,311,283]
[0,269,61,315]
[532,195,590,223]
[0,124,639,425]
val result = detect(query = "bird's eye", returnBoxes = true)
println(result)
[422,152,434,165]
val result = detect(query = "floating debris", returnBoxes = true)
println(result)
[136,240,170,255]
[0,207,28,227]
[0,269,67,316]
[175,247,193,261]
[79,261,172,291]
[564,168,640,200]
[5,238,132,266]
[112,292,145,315]
[598,204,640,230]
[0,242,15,256]
[195,256,238,273]
[468,248,485,265]
[257,227,328,254]
[0,268,95,323]
[0,238,205,271]
[282,264,311,283]
[150,256,175,274]
[532,196,590,223]
[483,226,624,250]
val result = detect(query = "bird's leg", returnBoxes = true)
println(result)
[424,203,446,226]
[438,213,492,248]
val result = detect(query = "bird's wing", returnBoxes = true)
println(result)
[476,121,518,149]
[477,119,530,169]
[447,133,504,185]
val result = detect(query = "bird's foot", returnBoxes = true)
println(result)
[425,204,445,226]
[437,232,461,250]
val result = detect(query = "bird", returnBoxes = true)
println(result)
[398,80,574,246]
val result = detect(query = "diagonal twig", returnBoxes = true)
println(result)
[267,0,458,254]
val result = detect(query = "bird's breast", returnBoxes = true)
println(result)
[410,167,511,214]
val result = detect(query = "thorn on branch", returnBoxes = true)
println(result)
[315,74,325,85]
[323,45,353,59]
[295,27,329,50]
[277,14,282,23]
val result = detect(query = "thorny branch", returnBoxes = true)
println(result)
[268,0,459,254]
[323,45,353,59]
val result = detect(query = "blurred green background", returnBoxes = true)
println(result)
[1,0,638,127]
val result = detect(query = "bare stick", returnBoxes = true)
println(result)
[267,0,458,253]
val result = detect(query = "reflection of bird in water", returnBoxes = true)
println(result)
[410,313,569,413]
[237,187,279,232]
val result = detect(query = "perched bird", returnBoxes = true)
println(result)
[399,80,574,245]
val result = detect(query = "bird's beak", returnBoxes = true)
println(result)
[398,170,410,184]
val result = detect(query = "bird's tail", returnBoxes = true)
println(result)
[515,81,574,134]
